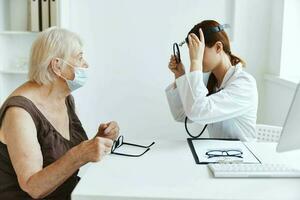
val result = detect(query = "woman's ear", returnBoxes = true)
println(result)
[214,41,223,54]
[50,58,62,77]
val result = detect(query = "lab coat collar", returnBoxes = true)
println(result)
[217,64,242,90]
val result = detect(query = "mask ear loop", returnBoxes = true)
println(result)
[54,58,80,82]
[50,58,64,79]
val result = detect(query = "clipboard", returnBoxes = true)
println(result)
[187,138,261,165]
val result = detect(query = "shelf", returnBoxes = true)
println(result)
[0,31,39,35]
[0,69,28,75]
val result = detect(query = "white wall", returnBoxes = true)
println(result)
[260,0,300,126]
[68,0,235,140]
[231,0,276,124]
[0,0,294,138]
[262,77,296,126]
[66,0,275,139]
[280,0,300,80]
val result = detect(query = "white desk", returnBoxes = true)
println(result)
[72,139,300,200]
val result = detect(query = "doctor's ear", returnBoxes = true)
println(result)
[50,58,62,76]
[214,41,223,54]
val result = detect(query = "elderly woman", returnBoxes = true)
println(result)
[0,27,119,199]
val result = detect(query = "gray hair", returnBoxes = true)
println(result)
[28,27,83,85]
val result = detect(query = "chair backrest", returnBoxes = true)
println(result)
[256,124,282,142]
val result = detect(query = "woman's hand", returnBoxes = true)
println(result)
[2,107,113,198]
[96,121,119,141]
[188,28,205,72]
[168,55,185,79]
[72,137,113,164]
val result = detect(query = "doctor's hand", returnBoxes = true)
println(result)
[96,121,120,141]
[188,28,205,72]
[168,55,185,79]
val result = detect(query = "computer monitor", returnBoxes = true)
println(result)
[277,82,300,152]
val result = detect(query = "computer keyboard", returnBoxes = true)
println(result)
[208,163,300,178]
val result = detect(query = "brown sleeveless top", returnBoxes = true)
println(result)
[0,95,88,199]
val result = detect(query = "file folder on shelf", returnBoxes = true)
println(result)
[41,0,49,30]
[50,0,59,27]
[28,0,40,31]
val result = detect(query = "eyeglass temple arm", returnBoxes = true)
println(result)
[122,141,155,148]
[111,148,151,157]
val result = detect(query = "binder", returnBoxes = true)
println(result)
[27,0,40,32]
[50,0,59,27]
[41,0,50,30]
[187,138,261,165]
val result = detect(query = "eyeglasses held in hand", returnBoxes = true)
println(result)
[205,149,243,159]
[173,42,182,64]
[111,135,155,157]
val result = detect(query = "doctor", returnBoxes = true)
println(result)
[166,20,258,141]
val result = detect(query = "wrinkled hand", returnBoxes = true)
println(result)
[168,55,185,79]
[96,121,119,141]
[188,28,205,72]
[73,137,113,164]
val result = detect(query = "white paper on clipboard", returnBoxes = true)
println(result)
[191,139,260,164]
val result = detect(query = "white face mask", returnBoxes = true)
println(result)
[58,59,88,92]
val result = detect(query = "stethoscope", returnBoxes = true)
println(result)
[172,25,233,138]
[184,67,236,138]
[184,89,223,138]
[173,41,222,138]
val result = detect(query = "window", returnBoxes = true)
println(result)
[280,0,300,81]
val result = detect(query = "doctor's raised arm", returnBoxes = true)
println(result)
[166,20,258,141]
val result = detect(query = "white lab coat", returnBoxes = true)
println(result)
[165,64,258,141]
